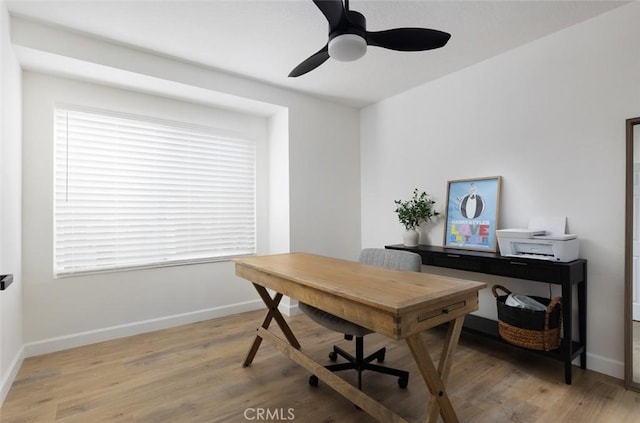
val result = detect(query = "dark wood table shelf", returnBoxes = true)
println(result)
[463,315,584,360]
[386,244,587,384]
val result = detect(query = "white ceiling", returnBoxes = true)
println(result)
[6,0,627,108]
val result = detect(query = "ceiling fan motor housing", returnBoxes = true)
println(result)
[328,11,367,61]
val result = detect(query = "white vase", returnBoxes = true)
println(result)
[402,229,419,247]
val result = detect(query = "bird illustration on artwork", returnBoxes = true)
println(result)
[459,183,485,219]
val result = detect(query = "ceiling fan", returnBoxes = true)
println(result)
[289,0,451,77]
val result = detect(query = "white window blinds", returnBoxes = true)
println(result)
[54,106,256,277]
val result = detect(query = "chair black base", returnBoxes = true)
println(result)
[309,336,409,390]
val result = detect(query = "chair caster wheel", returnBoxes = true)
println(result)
[398,375,409,389]
[377,351,385,363]
[328,351,338,361]
[309,375,319,387]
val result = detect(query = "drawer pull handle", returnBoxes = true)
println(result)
[417,301,466,322]
[447,254,461,258]
[510,261,527,266]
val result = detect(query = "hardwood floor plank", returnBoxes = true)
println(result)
[1,309,639,423]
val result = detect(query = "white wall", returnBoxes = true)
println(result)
[361,2,640,379]
[0,0,23,404]
[14,19,361,353]
[268,109,290,255]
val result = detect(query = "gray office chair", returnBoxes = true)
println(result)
[299,248,422,390]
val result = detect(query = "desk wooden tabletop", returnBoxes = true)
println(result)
[235,253,486,338]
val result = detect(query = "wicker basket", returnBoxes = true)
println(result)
[492,284,562,351]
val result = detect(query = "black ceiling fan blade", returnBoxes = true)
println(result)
[288,45,330,77]
[366,28,451,51]
[312,0,345,33]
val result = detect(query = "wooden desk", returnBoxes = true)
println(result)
[235,253,486,423]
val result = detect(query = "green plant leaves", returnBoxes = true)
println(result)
[394,188,440,230]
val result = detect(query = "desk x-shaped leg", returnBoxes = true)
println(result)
[405,316,465,423]
[243,284,301,367]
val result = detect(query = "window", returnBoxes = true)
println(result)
[54,106,256,276]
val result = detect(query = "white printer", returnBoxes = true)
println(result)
[496,217,579,262]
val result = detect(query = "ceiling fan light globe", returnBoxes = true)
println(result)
[328,34,367,62]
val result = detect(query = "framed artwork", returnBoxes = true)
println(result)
[443,176,502,252]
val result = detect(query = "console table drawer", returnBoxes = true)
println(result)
[488,260,563,283]
[432,253,485,272]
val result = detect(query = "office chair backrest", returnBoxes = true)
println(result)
[358,248,422,272]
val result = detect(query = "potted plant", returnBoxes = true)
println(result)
[394,188,440,246]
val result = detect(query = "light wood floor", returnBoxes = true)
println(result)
[2,309,639,423]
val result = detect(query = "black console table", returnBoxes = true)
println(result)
[386,244,587,384]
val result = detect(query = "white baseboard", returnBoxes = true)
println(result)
[0,345,25,406]
[583,351,624,380]
[23,299,263,358]
[279,300,301,317]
